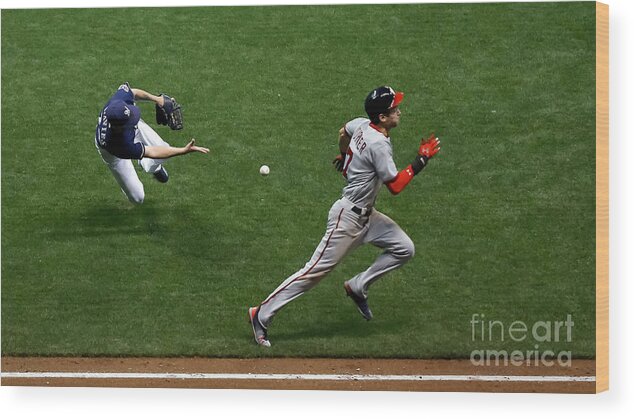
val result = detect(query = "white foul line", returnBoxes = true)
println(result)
[0,372,596,383]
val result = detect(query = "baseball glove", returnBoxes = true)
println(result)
[156,94,183,130]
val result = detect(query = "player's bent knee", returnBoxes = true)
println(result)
[395,238,415,261]
[127,190,145,205]
[128,195,144,205]
[407,241,415,260]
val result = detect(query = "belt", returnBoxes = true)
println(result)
[351,206,372,216]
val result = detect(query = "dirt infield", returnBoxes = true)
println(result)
[1,357,596,393]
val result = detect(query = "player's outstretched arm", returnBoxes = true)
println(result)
[144,139,209,159]
[386,133,440,195]
[131,88,164,106]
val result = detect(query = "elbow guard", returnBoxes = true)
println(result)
[385,155,430,195]
[386,165,415,195]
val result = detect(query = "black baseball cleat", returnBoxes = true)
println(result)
[248,306,271,347]
[344,281,373,321]
[153,166,169,183]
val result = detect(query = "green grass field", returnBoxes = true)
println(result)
[1,3,596,358]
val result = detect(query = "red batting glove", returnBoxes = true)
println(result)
[418,133,441,158]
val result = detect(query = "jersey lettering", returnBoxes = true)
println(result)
[97,112,109,147]
[352,131,367,154]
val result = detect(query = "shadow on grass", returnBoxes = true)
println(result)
[271,314,406,343]
[42,199,256,266]
[274,325,367,342]
[45,201,163,238]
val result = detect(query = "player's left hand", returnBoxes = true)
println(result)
[332,154,345,172]
[156,94,184,130]
[418,133,441,158]
[184,139,210,154]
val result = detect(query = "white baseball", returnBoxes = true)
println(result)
[259,165,270,176]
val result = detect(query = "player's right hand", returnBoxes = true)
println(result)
[332,154,345,172]
[418,133,441,158]
[185,139,210,154]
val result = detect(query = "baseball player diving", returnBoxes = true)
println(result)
[249,86,441,347]
[95,82,209,204]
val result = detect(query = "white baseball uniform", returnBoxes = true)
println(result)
[95,84,171,204]
[95,120,169,204]
[257,117,415,327]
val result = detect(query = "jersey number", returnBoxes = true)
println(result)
[342,148,354,178]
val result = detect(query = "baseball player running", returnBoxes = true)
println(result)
[249,86,441,347]
[95,82,209,204]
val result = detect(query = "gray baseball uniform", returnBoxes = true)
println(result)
[257,117,415,327]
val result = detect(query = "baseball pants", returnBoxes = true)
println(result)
[96,119,170,204]
[257,197,415,327]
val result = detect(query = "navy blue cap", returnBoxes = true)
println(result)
[364,86,404,119]
[105,100,140,127]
